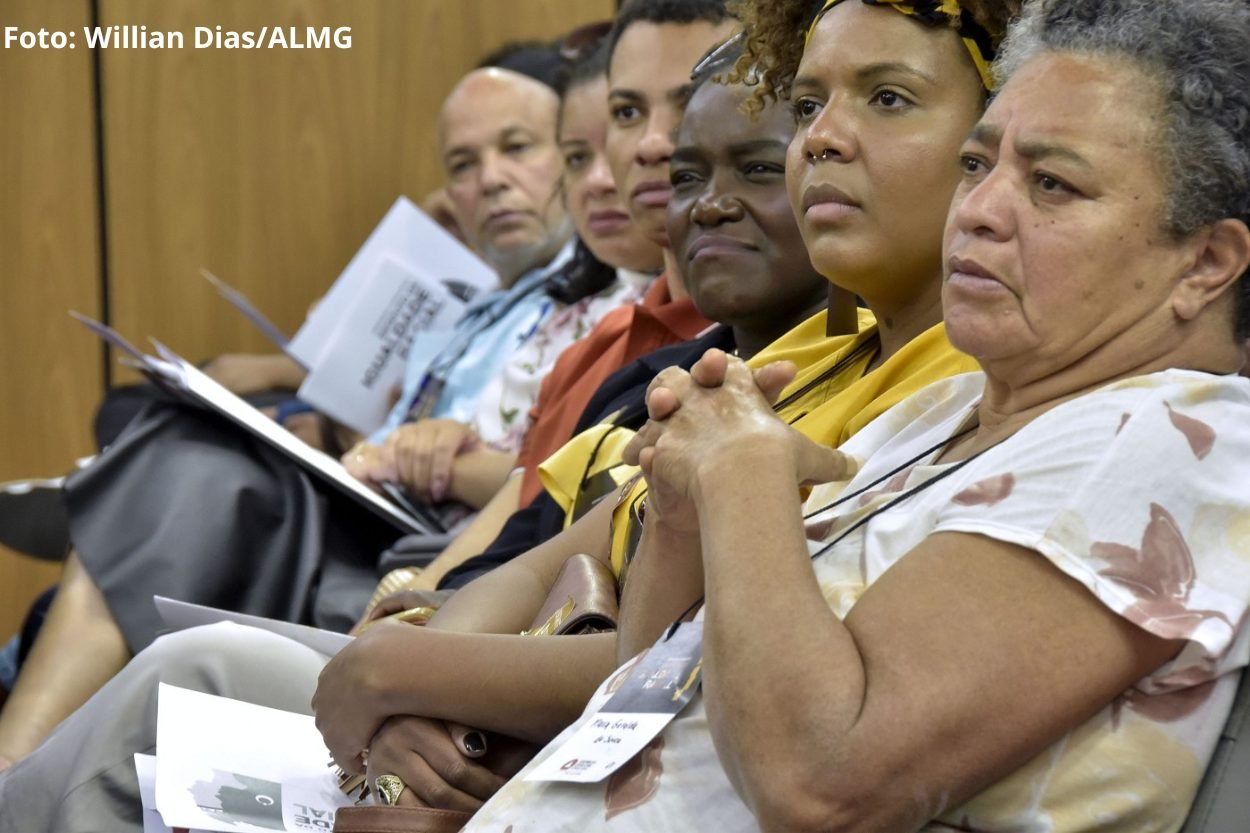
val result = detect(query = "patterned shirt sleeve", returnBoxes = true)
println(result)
[928,373,1250,689]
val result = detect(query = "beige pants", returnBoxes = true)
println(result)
[0,622,328,833]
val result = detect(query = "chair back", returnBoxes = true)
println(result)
[1181,665,1250,831]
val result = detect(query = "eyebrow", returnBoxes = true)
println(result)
[855,61,938,86]
[671,145,706,164]
[791,60,939,95]
[968,123,1094,170]
[609,84,699,106]
[444,124,534,160]
[671,138,786,165]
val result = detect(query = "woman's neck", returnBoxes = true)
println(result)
[731,294,829,360]
[948,313,1245,462]
[662,249,689,301]
[863,275,945,372]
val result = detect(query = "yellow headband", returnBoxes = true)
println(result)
[804,0,995,90]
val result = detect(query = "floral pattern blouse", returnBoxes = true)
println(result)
[466,369,1250,833]
[469,270,653,452]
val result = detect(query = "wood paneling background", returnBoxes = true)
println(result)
[0,0,612,644]
[0,0,101,640]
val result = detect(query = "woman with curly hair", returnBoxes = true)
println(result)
[457,0,1026,827]
[0,0,1030,829]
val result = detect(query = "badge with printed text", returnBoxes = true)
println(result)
[525,622,703,783]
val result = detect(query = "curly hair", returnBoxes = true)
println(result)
[994,0,1250,335]
[727,0,1020,112]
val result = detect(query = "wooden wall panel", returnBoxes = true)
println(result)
[0,0,102,638]
[103,0,615,370]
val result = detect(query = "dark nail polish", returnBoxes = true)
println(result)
[463,731,487,754]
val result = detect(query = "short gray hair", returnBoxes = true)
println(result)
[994,0,1250,335]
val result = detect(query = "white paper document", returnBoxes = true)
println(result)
[155,684,352,833]
[72,313,433,536]
[154,597,352,657]
[288,196,497,369]
[296,256,464,434]
[526,622,704,783]
[136,754,213,833]
[146,341,432,536]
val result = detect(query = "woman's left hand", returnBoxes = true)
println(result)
[625,350,855,505]
[313,619,409,772]
[363,717,512,811]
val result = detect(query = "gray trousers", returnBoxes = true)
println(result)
[0,622,329,833]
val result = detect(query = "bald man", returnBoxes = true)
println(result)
[364,67,575,452]
[439,68,573,286]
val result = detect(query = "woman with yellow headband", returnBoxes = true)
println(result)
[0,1,1021,828]
[455,0,1023,829]
[591,0,1010,627]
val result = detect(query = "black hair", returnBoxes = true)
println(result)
[477,39,564,90]
[605,0,733,67]
[546,238,619,305]
[555,41,611,99]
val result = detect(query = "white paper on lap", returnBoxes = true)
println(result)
[154,684,352,833]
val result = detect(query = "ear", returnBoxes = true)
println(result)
[1172,218,1250,321]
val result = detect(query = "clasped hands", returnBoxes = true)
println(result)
[313,620,533,811]
[622,350,856,530]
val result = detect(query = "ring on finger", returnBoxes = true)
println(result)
[373,773,406,806]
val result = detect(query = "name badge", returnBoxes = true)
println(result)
[525,622,703,783]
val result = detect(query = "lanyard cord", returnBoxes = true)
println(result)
[664,408,986,640]
[803,416,979,521]
[772,335,879,413]
[406,277,553,421]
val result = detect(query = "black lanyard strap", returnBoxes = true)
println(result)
[663,408,989,640]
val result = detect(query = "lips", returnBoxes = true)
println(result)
[631,180,673,209]
[685,233,757,263]
[947,255,999,282]
[585,209,632,236]
[801,183,861,224]
[946,254,1011,295]
[483,209,529,231]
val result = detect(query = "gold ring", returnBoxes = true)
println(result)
[373,773,406,806]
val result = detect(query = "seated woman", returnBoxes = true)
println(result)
[363,3,744,591]
[464,0,1250,830]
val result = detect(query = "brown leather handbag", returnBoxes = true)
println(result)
[522,551,619,636]
[333,805,471,833]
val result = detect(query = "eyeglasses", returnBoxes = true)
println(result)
[689,31,745,80]
[560,20,613,61]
